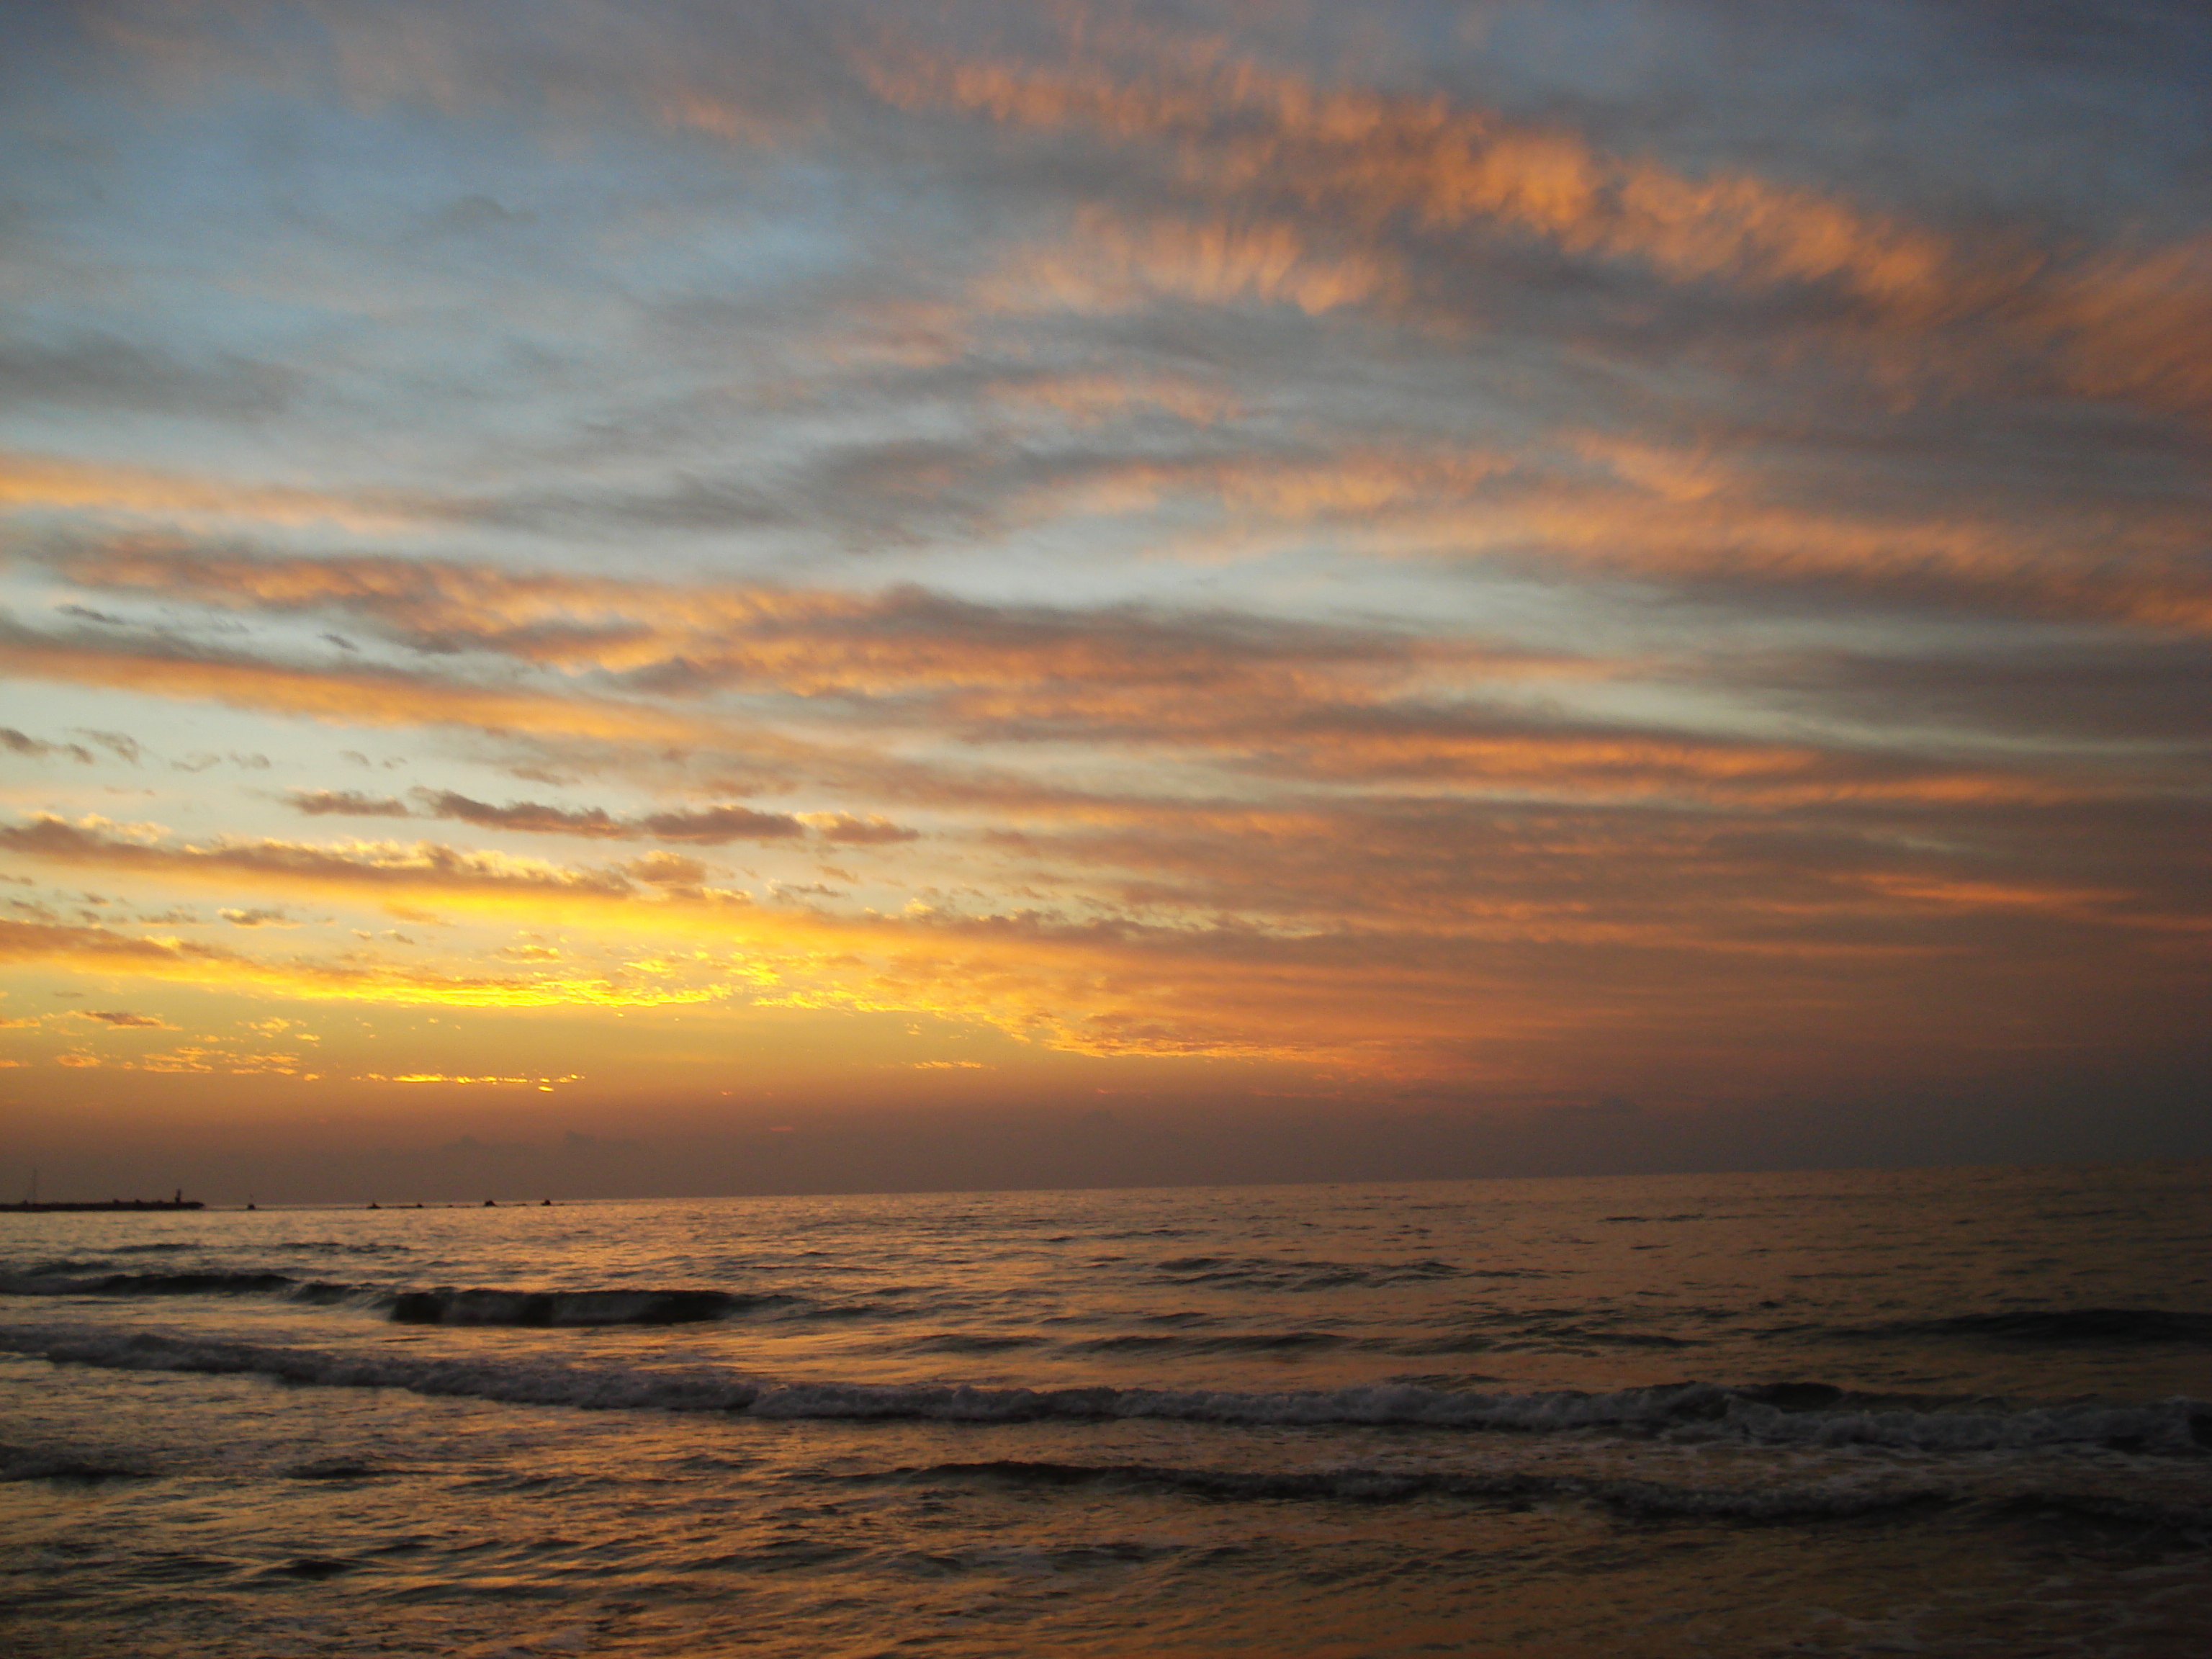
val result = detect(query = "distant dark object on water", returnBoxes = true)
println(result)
[3,1197,206,1213]
[484,1198,497,1207]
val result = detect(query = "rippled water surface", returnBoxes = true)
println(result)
[4,1162,2210,1655]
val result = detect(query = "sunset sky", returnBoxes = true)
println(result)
[3,1,2207,1198]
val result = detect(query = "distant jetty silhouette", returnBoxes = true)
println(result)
[4,1186,205,1213]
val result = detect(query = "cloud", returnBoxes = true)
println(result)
[362,1071,580,1086]
[5,0,2206,1105]
[282,785,906,848]
[48,544,1575,696]
[978,207,1406,318]
[0,452,425,530]
[437,793,797,845]
[78,729,144,765]
[623,852,709,886]
[287,789,413,818]
[411,790,826,848]
[1,727,96,763]
[0,814,642,904]
[871,36,2212,421]
[802,813,921,845]
[868,45,1969,305]
[0,335,297,418]
[50,539,2188,828]
[0,915,733,1011]
[0,624,717,741]
[413,791,632,839]
[74,1009,176,1028]
[635,803,807,843]
[0,916,243,974]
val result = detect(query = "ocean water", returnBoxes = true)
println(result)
[3,1162,2210,1658]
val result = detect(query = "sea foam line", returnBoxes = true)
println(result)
[1,1325,2207,1455]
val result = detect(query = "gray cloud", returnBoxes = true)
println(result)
[2,727,96,763]
[0,334,297,418]
[287,789,413,817]
[634,803,809,842]
[280,783,898,848]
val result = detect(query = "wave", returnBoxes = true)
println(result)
[1384,1328,1697,1356]
[284,1457,392,1480]
[0,1272,802,1328]
[1862,1309,2212,1346]
[0,1441,144,1483]
[1066,1331,1354,1354]
[6,1241,417,1274]
[1999,1489,2212,1532]
[4,1326,2206,1456]
[14,1263,2208,1361]
[1,1270,301,1298]
[907,1333,1051,1354]
[9,1259,163,1277]
[1600,1215,1707,1224]
[1,1269,386,1306]
[1149,1256,1465,1290]
[388,1287,794,1327]
[885,1459,1951,1522]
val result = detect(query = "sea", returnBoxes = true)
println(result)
[3,1161,2209,1658]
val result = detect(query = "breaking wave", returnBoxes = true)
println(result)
[4,1326,2206,1456]
[0,1272,801,1327]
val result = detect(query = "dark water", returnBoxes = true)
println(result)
[4,1162,2209,1655]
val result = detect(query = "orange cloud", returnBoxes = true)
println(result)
[979,207,1405,316]
[870,51,1979,315]
[49,544,1571,696]
[0,633,717,740]
[0,815,644,906]
[2046,236,2212,417]
[0,452,426,530]
[283,788,917,848]
[363,1071,583,1086]
[872,42,2212,422]
[0,915,734,1011]
[986,371,1242,427]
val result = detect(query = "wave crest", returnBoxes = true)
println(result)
[4,1326,2206,1457]
[387,1287,788,1327]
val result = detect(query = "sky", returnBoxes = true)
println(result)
[1,0,2208,1200]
